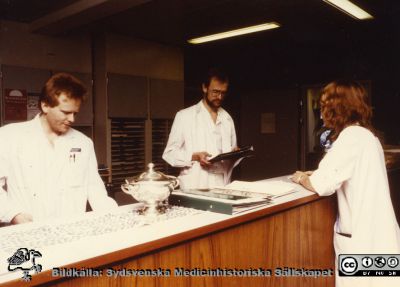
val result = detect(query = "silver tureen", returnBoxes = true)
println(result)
[121,163,179,216]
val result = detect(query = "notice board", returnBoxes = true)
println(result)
[4,88,27,121]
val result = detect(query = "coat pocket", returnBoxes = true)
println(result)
[17,153,38,190]
[334,231,354,254]
[65,160,87,187]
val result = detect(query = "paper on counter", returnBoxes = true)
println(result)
[213,180,297,198]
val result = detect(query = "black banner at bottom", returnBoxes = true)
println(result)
[339,270,400,277]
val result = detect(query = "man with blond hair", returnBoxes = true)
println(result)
[0,73,117,225]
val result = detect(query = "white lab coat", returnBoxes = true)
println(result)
[310,126,400,287]
[0,115,117,223]
[163,101,237,190]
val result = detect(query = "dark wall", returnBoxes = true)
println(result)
[184,15,400,179]
[239,88,299,180]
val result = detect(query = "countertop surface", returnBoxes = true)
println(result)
[0,176,318,285]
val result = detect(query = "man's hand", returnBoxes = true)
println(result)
[232,146,240,152]
[192,152,212,168]
[11,213,33,225]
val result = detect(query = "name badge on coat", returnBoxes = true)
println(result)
[69,148,81,163]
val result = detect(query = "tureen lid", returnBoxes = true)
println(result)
[130,163,173,182]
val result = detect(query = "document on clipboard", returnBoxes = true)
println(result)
[208,145,254,163]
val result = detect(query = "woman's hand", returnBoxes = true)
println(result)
[292,171,307,184]
[291,171,317,193]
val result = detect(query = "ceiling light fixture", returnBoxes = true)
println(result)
[323,0,373,20]
[187,22,280,44]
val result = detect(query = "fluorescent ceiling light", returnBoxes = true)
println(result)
[323,0,373,20]
[188,22,280,44]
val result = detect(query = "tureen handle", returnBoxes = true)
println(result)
[121,181,139,195]
[167,176,179,192]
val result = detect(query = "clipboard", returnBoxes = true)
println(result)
[208,145,254,163]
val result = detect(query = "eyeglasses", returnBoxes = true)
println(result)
[210,89,227,97]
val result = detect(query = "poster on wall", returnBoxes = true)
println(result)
[260,112,276,134]
[27,93,41,120]
[4,89,27,122]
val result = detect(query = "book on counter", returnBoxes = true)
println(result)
[208,145,254,163]
[169,189,271,215]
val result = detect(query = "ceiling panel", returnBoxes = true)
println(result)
[0,0,79,22]
[0,0,399,47]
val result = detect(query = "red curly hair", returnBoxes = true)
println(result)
[320,80,373,141]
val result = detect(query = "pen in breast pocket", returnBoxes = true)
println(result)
[69,153,76,163]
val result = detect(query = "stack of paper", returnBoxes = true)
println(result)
[170,180,298,215]
[212,180,296,199]
[170,190,271,215]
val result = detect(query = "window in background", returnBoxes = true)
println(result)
[152,119,179,176]
[110,118,146,194]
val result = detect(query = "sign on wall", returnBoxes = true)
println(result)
[261,112,276,134]
[4,89,27,122]
[27,93,41,120]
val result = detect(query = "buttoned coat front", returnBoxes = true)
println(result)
[163,101,237,190]
[0,116,117,223]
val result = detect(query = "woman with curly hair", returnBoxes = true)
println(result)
[292,80,400,287]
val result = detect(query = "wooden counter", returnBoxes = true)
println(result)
[0,188,337,287]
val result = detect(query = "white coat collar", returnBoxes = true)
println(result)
[31,114,81,183]
[31,113,77,140]
[195,100,230,122]
[192,100,233,154]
